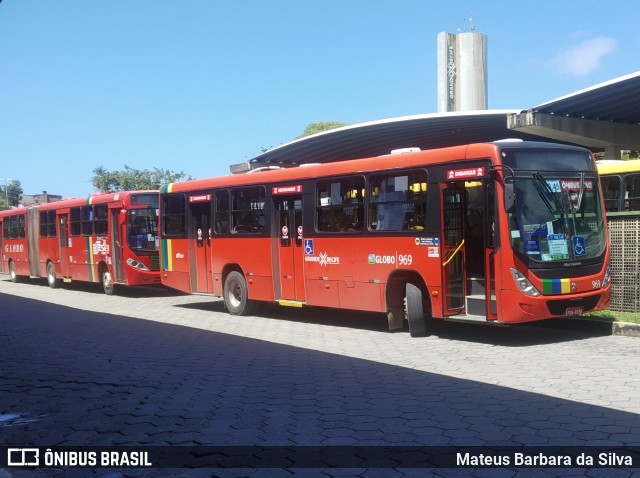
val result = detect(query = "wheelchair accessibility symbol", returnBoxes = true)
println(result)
[304,239,314,255]
[572,236,586,256]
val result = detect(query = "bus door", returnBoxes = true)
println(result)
[441,182,466,315]
[0,218,3,273]
[57,214,72,278]
[110,208,125,282]
[188,197,214,293]
[0,218,3,272]
[274,195,305,301]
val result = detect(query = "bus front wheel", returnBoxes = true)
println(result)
[223,271,255,315]
[47,262,59,289]
[101,267,115,295]
[406,283,427,337]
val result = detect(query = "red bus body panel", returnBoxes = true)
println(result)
[159,142,611,325]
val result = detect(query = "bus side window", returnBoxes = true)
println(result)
[231,187,265,234]
[600,176,621,212]
[162,194,186,237]
[316,177,364,232]
[17,215,25,238]
[39,210,56,238]
[624,173,640,211]
[214,190,230,234]
[81,206,93,236]
[369,170,427,231]
[94,205,108,235]
[70,208,81,236]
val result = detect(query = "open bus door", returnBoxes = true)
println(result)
[57,213,72,278]
[441,165,497,321]
[274,195,305,302]
[110,208,125,283]
[441,182,466,315]
[188,196,214,294]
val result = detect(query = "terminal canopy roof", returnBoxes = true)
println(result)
[233,71,640,172]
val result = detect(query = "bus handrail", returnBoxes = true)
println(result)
[442,239,465,267]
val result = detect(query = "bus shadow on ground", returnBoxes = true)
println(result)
[5,276,178,298]
[1,292,638,476]
[174,299,612,347]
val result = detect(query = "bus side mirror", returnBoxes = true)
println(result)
[504,180,515,213]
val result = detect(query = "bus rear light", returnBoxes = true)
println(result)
[126,258,150,271]
[602,263,611,288]
[510,268,541,297]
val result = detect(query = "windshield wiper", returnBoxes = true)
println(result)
[532,172,565,220]
[577,172,585,211]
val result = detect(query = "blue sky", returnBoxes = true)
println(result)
[1,0,639,198]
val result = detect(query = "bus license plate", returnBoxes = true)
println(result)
[565,306,584,316]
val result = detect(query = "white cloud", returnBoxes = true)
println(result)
[549,36,617,76]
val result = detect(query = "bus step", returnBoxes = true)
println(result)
[466,294,487,316]
[445,314,488,323]
[278,300,305,308]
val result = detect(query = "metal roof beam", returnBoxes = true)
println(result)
[507,111,640,149]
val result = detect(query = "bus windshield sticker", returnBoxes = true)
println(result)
[547,234,569,259]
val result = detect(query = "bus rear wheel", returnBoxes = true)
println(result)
[406,282,428,337]
[223,271,255,315]
[47,262,59,289]
[9,261,19,283]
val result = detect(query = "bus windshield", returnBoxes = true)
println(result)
[127,208,159,253]
[509,174,606,263]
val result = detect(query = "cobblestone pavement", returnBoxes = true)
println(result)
[0,278,639,477]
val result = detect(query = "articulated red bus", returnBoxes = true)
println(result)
[0,191,161,294]
[159,141,610,335]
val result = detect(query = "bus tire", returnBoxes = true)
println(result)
[406,282,427,337]
[9,261,19,283]
[223,271,255,315]
[47,262,59,289]
[101,266,115,296]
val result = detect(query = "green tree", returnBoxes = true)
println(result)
[91,165,191,193]
[296,121,348,139]
[0,180,23,210]
[260,121,349,154]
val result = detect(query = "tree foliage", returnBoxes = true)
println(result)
[296,121,348,139]
[0,180,23,210]
[91,165,191,193]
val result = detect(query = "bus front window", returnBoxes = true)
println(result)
[509,174,606,262]
[127,208,159,252]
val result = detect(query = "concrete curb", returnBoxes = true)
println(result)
[612,320,640,337]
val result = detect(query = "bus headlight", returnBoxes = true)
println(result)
[602,263,611,288]
[510,268,540,297]
[126,258,150,271]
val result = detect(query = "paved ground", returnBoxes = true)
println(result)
[0,277,639,477]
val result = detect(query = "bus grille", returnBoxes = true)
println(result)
[150,256,160,271]
[546,295,601,315]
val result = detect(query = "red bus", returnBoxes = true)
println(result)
[0,191,161,294]
[159,141,610,336]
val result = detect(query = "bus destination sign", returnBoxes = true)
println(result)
[188,194,211,203]
[272,185,302,195]
[446,167,485,180]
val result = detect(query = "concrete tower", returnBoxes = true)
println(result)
[437,30,488,112]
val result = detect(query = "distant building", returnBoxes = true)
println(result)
[437,30,488,112]
[19,191,63,207]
